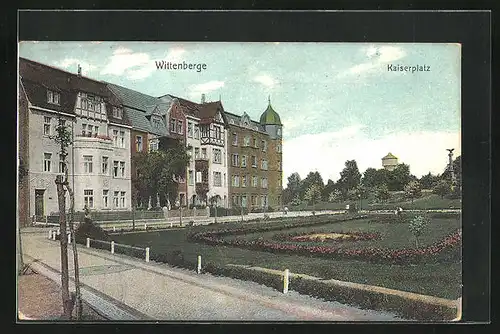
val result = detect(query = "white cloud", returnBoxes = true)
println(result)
[339,45,407,78]
[53,58,97,76]
[253,74,279,88]
[100,46,186,81]
[282,127,461,184]
[188,81,225,100]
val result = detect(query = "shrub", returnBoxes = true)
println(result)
[74,218,111,244]
[408,215,430,248]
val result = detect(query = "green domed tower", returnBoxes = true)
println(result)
[260,96,283,139]
[260,96,283,210]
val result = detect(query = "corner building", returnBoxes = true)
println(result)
[226,99,283,211]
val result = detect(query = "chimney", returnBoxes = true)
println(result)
[201,93,206,104]
[77,64,82,76]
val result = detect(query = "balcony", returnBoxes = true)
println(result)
[200,136,224,147]
[195,158,209,172]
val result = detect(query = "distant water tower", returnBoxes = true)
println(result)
[382,152,399,171]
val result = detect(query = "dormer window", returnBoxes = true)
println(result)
[153,118,162,129]
[47,90,60,105]
[112,106,123,119]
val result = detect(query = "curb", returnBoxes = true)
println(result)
[226,264,460,321]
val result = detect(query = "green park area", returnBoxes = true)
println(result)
[112,212,462,300]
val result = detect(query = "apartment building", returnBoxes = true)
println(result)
[19,57,132,219]
[226,98,283,211]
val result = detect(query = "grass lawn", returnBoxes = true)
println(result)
[290,194,461,211]
[112,215,462,300]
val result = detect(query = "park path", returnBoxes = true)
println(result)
[20,230,404,322]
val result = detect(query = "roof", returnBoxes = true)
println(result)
[107,83,163,113]
[224,111,267,133]
[198,101,229,126]
[259,98,282,125]
[165,95,201,118]
[19,57,130,126]
[382,152,398,160]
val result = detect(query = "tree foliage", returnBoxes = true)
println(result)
[375,184,391,203]
[404,180,422,203]
[304,183,322,206]
[419,172,440,189]
[338,160,362,195]
[408,215,430,248]
[133,141,190,208]
[387,163,412,191]
[299,171,324,200]
[433,179,451,199]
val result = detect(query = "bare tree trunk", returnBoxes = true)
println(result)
[65,178,82,320]
[55,175,72,319]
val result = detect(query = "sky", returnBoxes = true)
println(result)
[19,41,461,184]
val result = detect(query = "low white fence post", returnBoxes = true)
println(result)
[170,221,173,228]
[67,233,71,244]
[197,255,202,274]
[52,231,56,241]
[145,247,150,262]
[86,238,90,248]
[113,226,116,232]
[111,241,115,254]
[56,229,60,236]
[283,269,289,294]
[48,230,52,239]
[45,215,48,224]
[144,223,147,230]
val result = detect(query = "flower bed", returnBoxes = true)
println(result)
[273,230,381,243]
[189,227,462,265]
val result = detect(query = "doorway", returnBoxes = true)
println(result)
[35,189,45,220]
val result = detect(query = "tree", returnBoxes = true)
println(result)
[433,179,451,199]
[408,215,430,248]
[338,160,362,198]
[50,118,82,319]
[133,141,190,208]
[304,184,322,213]
[404,180,422,203]
[419,172,440,189]
[387,163,412,191]
[322,179,336,201]
[209,195,221,223]
[286,172,302,201]
[299,171,324,200]
[361,168,380,189]
[375,184,391,203]
[328,189,343,203]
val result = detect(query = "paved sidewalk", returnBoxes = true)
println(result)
[20,231,404,321]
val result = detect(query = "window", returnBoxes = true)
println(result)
[194,124,200,139]
[187,122,193,138]
[201,125,209,138]
[43,117,51,135]
[136,136,143,152]
[195,147,200,159]
[252,176,258,187]
[261,159,268,170]
[153,118,162,129]
[214,126,221,140]
[112,130,118,146]
[177,120,183,134]
[241,155,247,168]
[93,126,99,137]
[243,136,250,147]
[84,190,94,208]
[119,131,125,148]
[170,119,176,133]
[101,156,109,174]
[188,170,194,185]
[232,195,238,206]
[241,195,247,208]
[213,172,222,187]
[213,148,222,164]
[58,154,65,174]
[277,128,282,137]
[113,161,119,177]
[242,175,248,187]
[120,191,126,208]
[113,106,123,119]
[102,190,109,208]
[262,140,267,152]
[231,154,239,167]
[254,138,258,148]
[86,95,95,111]
[276,144,282,153]
[149,138,159,152]
[43,153,52,172]
[83,155,93,173]
[278,160,282,171]
[202,148,207,159]
[196,171,202,183]
[120,161,125,177]
[252,156,257,168]
[261,177,268,189]
[232,133,238,146]
[232,175,240,187]
[113,191,119,208]
[47,90,60,105]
